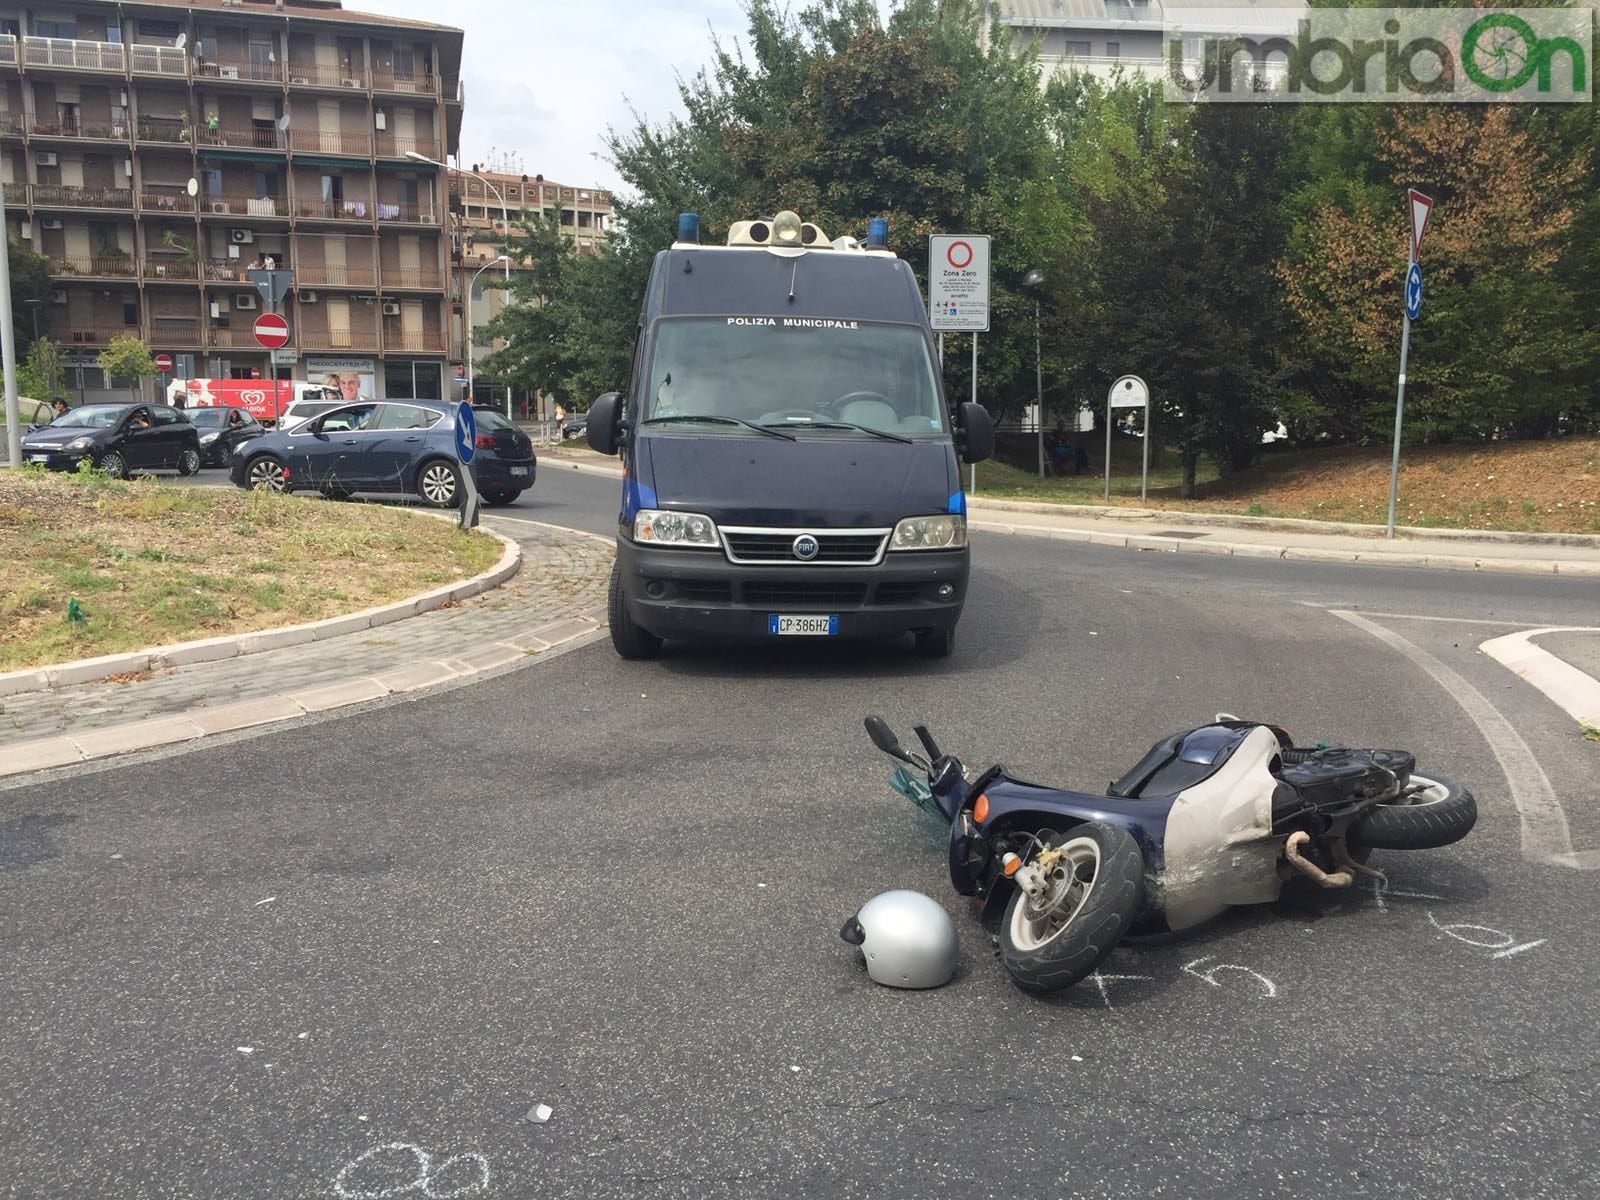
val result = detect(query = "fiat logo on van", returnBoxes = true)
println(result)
[792,534,820,561]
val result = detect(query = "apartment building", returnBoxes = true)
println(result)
[0,0,464,402]
[990,0,1303,86]
[449,168,611,413]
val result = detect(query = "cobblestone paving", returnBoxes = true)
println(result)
[0,518,612,744]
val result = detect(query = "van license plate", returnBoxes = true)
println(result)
[770,614,838,636]
[510,466,529,476]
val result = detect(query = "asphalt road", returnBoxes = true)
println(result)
[4,467,1600,1199]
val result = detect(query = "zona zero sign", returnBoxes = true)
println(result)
[928,234,990,332]
[253,312,290,350]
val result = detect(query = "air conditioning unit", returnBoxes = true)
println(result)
[51,289,68,304]
[40,218,64,230]
[219,65,240,79]
[234,292,258,309]
[36,151,58,166]
[299,290,320,303]
[230,228,254,244]
[209,201,230,214]
[381,301,401,316]
[290,75,311,85]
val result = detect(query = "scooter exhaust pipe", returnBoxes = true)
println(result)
[1284,831,1354,889]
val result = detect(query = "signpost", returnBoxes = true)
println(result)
[454,401,480,530]
[1386,188,1434,539]
[1106,374,1151,503]
[253,313,290,350]
[929,234,990,494]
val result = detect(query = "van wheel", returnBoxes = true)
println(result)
[913,628,955,658]
[608,565,662,660]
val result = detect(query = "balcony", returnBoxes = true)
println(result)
[382,269,443,291]
[295,263,377,287]
[293,197,375,223]
[376,202,437,225]
[143,257,200,281]
[196,58,284,85]
[372,69,436,97]
[148,320,204,347]
[22,36,127,73]
[33,185,135,210]
[375,135,438,160]
[65,325,140,346]
[28,117,131,142]
[198,195,289,219]
[286,64,367,91]
[208,326,273,349]
[383,328,446,353]
[203,259,257,283]
[130,44,188,77]
[135,117,192,145]
[0,35,16,67]
[47,254,138,279]
[198,126,287,152]
[0,113,22,138]
[289,128,372,157]
[300,321,379,351]
[139,190,198,214]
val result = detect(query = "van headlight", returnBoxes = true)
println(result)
[890,514,966,550]
[634,509,719,547]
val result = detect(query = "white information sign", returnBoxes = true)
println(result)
[928,235,990,332]
[1110,376,1149,409]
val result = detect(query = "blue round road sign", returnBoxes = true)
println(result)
[455,401,477,465]
[1405,263,1423,322]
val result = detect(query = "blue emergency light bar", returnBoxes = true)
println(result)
[865,217,889,249]
[678,212,700,244]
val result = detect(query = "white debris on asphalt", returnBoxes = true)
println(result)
[527,1104,553,1123]
[237,1047,255,1054]
[255,897,277,907]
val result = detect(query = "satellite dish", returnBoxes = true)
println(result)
[186,177,199,197]
[174,33,186,50]
[277,114,291,131]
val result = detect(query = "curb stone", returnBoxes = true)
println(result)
[0,523,520,701]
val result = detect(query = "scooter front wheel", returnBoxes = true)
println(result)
[999,822,1144,994]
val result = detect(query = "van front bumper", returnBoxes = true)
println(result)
[616,538,969,641]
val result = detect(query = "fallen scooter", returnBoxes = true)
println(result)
[863,714,1476,994]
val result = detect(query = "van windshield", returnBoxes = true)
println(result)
[645,318,945,436]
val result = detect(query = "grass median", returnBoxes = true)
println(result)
[0,467,502,673]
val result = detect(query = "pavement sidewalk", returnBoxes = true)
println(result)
[0,517,614,780]
[540,450,1600,576]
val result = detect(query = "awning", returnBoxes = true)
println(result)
[196,149,285,163]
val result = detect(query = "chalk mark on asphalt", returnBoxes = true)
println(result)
[1326,609,1586,870]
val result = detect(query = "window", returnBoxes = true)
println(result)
[1105,41,1120,58]
[397,177,418,206]
[385,359,442,401]
[392,47,415,79]
[137,19,181,40]
[470,278,484,301]
[321,174,344,201]
[151,406,183,426]
[35,19,77,39]
[122,302,138,325]
[254,170,280,198]
[1064,40,1091,57]
[319,404,378,432]
[376,403,440,430]
[105,22,122,44]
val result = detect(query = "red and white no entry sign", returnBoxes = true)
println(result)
[945,240,974,270]
[253,312,290,350]
[153,352,174,372]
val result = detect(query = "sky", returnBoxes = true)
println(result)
[363,0,748,194]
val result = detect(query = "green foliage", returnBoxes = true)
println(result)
[8,240,52,355]
[97,335,157,402]
[17,338,65,402]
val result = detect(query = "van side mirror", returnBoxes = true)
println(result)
[958,402,994,464]
[586,392,623,456]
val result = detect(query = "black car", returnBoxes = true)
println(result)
[229,399,536,506]
[20,403,202,478]
[188,405,267,467]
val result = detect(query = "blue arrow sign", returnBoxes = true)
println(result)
[455,401,477,465]
[1405,262,1423,322]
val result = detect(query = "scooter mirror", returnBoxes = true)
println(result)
[864,715,911,762]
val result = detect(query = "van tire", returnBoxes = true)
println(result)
[608,566,662,660]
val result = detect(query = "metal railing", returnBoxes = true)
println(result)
[22,36,127,72]
[28,118,130,140]
[294,263,378,287]
[0,113,22,137]
[33,185,135,209]
[197,195,289,218]
[382,269,443,290]
[140,190,197,214]
[47,255,138,278]
[143,258,200,281]
[196,58,284,84]
[300,322,380,350]
[203,259,256,282]
[289,128,372,156]
[286,64,368,90]
[148,320,203,344]
[206,326,267,349]
[376,202,436,224]
[135,118,191,144]
[198,125,286,150]
[383,328,445,353]
[66,326,139,345]
[375,135,438,159]
[130,44,188,77]
[0,35,16,67]
[371,70,436,96]
[293,197,375,221]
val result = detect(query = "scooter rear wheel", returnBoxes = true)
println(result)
[1352,772,1476,850]
[999,822,1144,994]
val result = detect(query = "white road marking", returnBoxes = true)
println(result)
[1328,610,1584,869]
[1479,626,1600,730]
[1296,603,1530,628]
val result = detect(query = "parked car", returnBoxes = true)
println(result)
[229,399,536,507]
[560,413,588,441]
[273,397,344,431]
[1,396,56,434]
[188,406,267,467]
[20,403,201,478]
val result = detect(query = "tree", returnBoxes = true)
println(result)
[17,337,64,402]
[8,240,52,356]
[97,335,157,404]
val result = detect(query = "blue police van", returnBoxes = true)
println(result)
[586,210,994,659]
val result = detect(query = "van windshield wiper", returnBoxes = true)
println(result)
[761,419,913,445]
[642,414,795,441]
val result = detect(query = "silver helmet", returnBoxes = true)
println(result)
[840,889,958,989]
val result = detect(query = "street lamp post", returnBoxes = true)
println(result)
[1023,269,1046,479]
[466,255,509,415]
[406,151,510,283]
[1,170,19,468]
